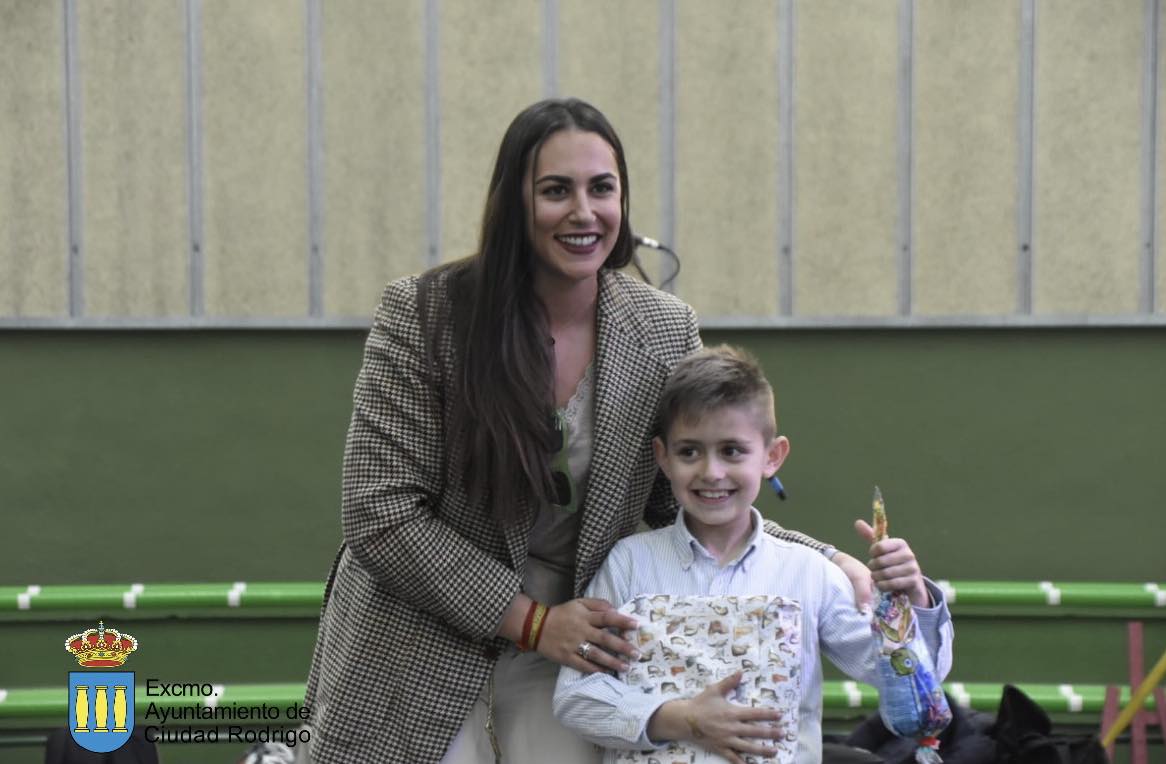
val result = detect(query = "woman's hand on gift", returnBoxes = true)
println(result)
[855,519,930,607]
[647,671,785,764]
[538,597,640,674]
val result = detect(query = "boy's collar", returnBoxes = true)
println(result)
[671,507,764,570]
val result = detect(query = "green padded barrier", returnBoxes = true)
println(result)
[0,682,1156,720]
[0,689,61,719]
[939,580,1166,609]
[820,681,1157,715]
[0,582,326,614]
[4,581,1163,615]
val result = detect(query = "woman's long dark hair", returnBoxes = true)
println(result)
[419,98,634,529]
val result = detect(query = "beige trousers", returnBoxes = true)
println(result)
[440,648,602,764]
[296,649,599,763]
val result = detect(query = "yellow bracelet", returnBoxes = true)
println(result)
[526,602,549,651]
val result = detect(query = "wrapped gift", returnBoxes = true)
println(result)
[612,593,802,764]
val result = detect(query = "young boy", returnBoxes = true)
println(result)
[553,345,953,764]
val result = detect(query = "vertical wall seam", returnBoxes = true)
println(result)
[659,0,676,292]
[778,0,795,316]
[1142,0,1159,313]
[1018,0,1036,314]
[185,0,204,317]
[63,0,83,317]
[306,0,324,317]
[425,0,441,268]
[543,0,558,98]
[897,0,914,316]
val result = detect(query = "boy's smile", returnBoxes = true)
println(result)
[653,405,789,560]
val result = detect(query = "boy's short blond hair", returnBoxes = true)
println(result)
[656,345,777,442]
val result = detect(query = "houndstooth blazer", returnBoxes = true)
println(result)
[303,268,825,763]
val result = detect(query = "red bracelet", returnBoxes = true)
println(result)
[518,600,544,652]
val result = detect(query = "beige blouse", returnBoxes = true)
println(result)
[523,362,596,606]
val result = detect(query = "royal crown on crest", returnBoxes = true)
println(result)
[64,621,138,667]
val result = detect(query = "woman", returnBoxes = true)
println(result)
[303,98,866,763]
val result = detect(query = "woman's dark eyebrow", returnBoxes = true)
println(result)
[535,172,616,185]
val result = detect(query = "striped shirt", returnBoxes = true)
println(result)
[552,507,954,764]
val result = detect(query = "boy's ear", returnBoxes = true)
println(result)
[652,436,671,478]
[764,435,790,477]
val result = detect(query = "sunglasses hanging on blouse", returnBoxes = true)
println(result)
[548,411,577,513]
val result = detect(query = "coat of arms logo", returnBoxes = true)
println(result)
[64,620,138,753]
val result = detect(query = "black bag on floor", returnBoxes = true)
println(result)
[840,684,1108,764]
[991,684,1107,764]
[843,692,997,764]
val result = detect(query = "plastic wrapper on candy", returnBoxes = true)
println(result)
[870,487,952,764]
[612,594,802,764]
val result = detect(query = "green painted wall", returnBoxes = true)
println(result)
[716,327,1166,583]
[2,328,1164,761]
[1,331,354,585]
[5,328,1162,585]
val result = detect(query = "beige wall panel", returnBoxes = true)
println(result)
[322,0,425,317]
[1159,8,1166,313]
[913,1,1018,317]
[0,1,68,317]
[79,0,188,318]
[1034,1,1141,315]
[202,1,308,317]
[675,0,779,318]
[795,0,898,317]
[559,0,660,253]
[439,0,541,262]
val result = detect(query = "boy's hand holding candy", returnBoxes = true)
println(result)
[853,487,930,607]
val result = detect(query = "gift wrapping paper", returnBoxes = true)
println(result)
[612,593,803,764]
